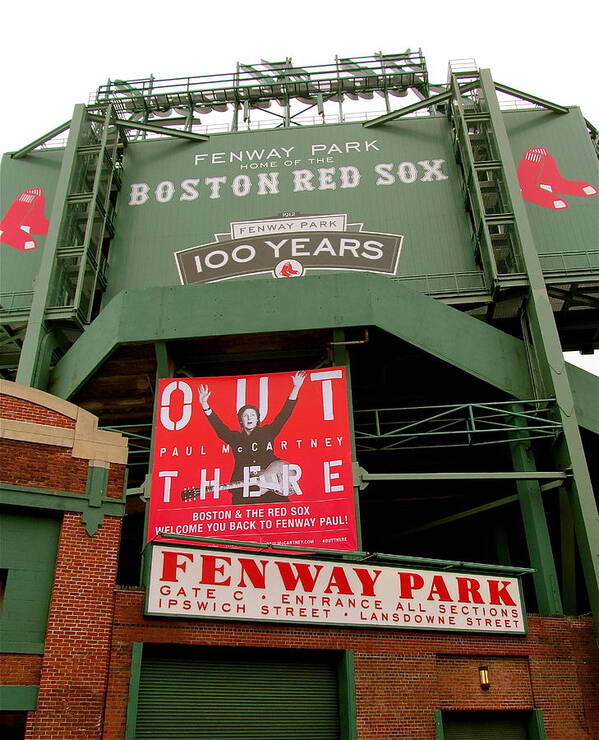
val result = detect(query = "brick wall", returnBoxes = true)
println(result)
[24,514,122,740]
[2,385,597,739]
[0,438,89,492]
[0,394,76,429]
[105,590,599,740]
[0,655,42,686]
[0,383,126,740]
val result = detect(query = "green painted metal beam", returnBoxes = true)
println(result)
[560,489,577,614]
[10,120,72,159]
[333,328,363,550]
[493,83,569,114]
[16,105,87,388]
[509,405,562,615]
[0,483,124,518]
[124,642,143,740]
[363,471,566,482]
[149,535,533,574]
[87,114,209,142]
[566,363,599,435]
[477,68,599,628]
[338,651,357,740]
[49,274,533,401]
[435,710,445,740]
[140,340,172,585]
[363,81,478,128]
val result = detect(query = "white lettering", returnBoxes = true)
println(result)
[232,175,251,197]
[324,460,344,493]
[231,245,255,263]
[419,159,448,181]
[257,172,280,195]
[374,163,395,185]
[292,169,315,192]
[180,178,200,201]
[129,182,149,205]
[205,176,227,199]
[398,162,418,184]
[318,168,337,190]
[160,381,193,430]
[155,181,175,203]
[339,166,361,189]
[310,369,343,420]
[158,470,179,502]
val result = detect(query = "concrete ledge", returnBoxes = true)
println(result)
[0,380,127,465]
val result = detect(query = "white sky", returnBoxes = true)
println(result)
[1,0,597,374]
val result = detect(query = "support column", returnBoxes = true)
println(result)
[560,489,577,614]
[16,105,87,389]
[24,514,121,740]
[478,69,599,627]
[331,328,362,550]
[140,341,172,583]
[509,406,562,614]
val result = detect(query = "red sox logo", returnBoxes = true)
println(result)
[517,147,597,210]
[0,188,50,251]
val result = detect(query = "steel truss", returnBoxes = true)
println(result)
[93,52,429,134]
[354,398,560,451]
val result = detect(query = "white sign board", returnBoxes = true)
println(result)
[146,545,526,634]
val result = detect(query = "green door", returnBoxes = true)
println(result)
[443,711,530,740]
[135,645,340,739]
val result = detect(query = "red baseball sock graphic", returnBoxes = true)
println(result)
[517,148,568,210]
[532,146,598,197]
[0,188,49,251]
[281,261,300,277]
[0,225,37,251]
[21,188,50,233]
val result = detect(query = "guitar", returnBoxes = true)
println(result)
[181,459,291,501]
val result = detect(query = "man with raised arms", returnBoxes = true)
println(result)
[199,371,306,504]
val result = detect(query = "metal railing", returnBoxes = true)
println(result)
[539,250,599,274]
[392,271,487,296]
[102,399,561,476]
[0,291,35,314]
[354,399,560,451]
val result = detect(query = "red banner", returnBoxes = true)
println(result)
[148,367,358,550]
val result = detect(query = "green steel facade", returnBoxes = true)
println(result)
[1,53,598,736]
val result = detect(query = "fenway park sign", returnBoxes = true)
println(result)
[146,544,526,634]
[174,212,403,284]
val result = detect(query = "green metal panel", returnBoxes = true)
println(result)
[103,118,475,300]
[135,647,340,739]
[504,108,599,261]
[527,709,547,740]
[49,274,533,401]
[566,363,599,436]
[443,712,528,740]
[435,710,445,740]
[0,685,39,711]
[125,642,144,740]
[338,651,357,740]
[0,151,62,306]
[0,509,60,653]
[475,70,599,628]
